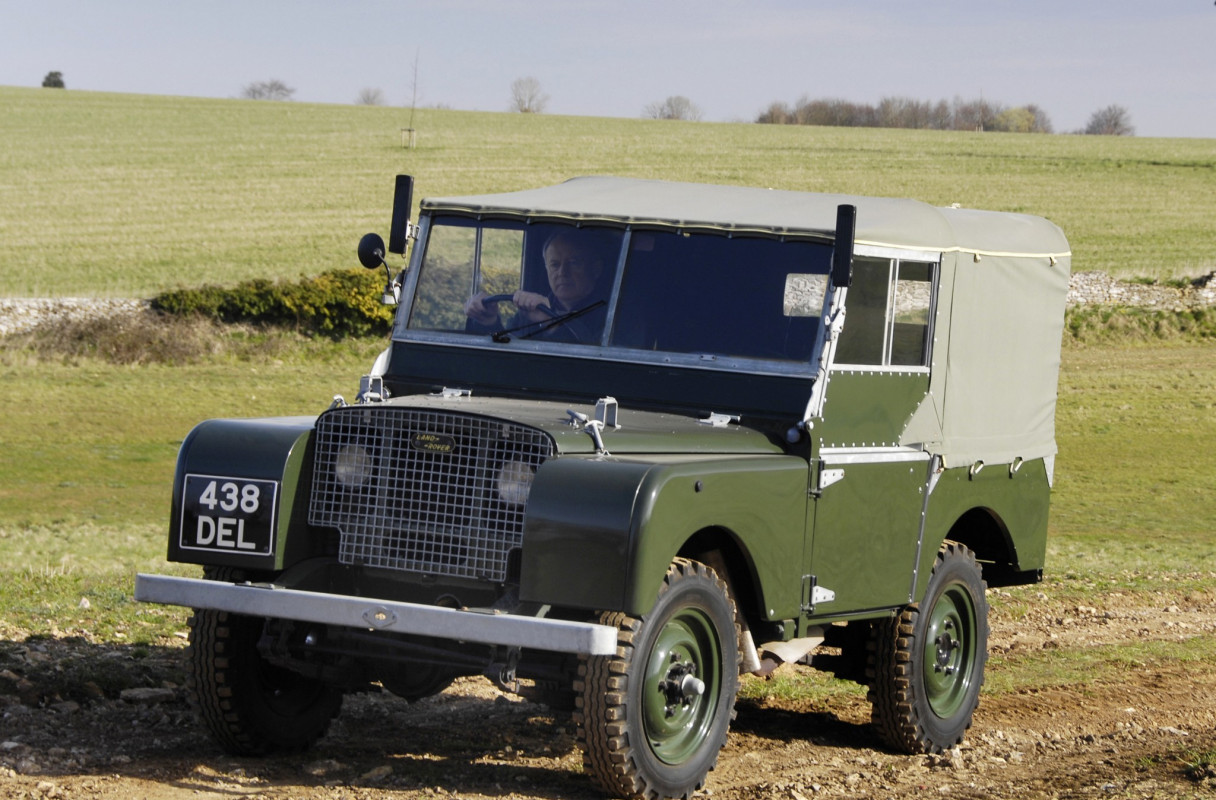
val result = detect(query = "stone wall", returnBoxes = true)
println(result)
[1067,271,1216,310]
[0,298,149,338]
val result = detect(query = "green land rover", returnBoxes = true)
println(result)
[136,175,1071,799]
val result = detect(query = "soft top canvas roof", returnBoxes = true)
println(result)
[422,176,1071,258]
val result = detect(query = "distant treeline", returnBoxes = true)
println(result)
[757,96,1053,133]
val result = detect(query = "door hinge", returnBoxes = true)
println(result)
[812,461,845,497]
[801,575,836,614]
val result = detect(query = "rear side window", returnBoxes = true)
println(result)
[835,257,936,367]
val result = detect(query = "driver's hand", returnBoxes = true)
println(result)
[513,290,550,321]
[464,291,498,325]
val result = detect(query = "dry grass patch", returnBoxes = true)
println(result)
[1,311,294,365]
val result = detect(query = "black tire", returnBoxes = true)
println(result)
[188,607,343,755]
[868,541,989,754]
[575,558,740,800]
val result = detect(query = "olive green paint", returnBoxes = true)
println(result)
[815,371,930,446]
[913,458,1051,601]
[625,456,810,619]
[808,458,928,612]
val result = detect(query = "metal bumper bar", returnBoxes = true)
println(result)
[135,573,618,656]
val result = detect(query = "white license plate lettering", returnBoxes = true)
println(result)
[181,475,277,556]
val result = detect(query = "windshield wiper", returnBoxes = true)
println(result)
[519,300,605,340]
[491,300,605,343]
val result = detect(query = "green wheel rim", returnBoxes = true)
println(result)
[641,606,722,765]
[922,581,978,719]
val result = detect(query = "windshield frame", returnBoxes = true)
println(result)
[391,213,833,379]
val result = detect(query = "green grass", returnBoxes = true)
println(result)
[3,85,1215,297]
[986,635,1216,694]
[2,86,1215,702]
[0,335,385,528]
[1051,344,1216,545]
[2,340,1211,651]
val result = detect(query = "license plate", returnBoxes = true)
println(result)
[179,474,278,556]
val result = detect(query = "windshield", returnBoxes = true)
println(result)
[405,216,832,363]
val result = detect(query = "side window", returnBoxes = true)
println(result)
[835,257,935,367]
[890,261,933,366]
[834,257,890,364]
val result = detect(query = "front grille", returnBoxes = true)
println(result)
[308,406,554,582]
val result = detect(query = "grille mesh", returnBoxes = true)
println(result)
[309,407,554,582]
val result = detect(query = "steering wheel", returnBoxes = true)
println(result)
[481,293,557,318]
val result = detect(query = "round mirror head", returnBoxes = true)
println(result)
[358,232,386,270]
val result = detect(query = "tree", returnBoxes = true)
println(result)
[1025,104,1054,134]
[356,87,385,106]
[1084,104,1134,136]
[41,71,65,89]
[992,107,1036,133]
[644,95,703,121]
[756,101,793,125]
[242,79,295,101]
[509,77,548,113]
[951,97,1001,131]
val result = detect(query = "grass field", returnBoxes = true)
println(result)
[1,340,1213,644]
[1,86,1214,699]
[2,85,1215,297]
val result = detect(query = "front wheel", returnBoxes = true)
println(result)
[188,607,343,755]
[868,541,989,754]
[575,558,740,800]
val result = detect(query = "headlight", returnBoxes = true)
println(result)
[495,460,535,505]
[334,444,373,488]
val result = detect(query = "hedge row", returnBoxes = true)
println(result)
[151,272,1215,345]
[152,269,395,337]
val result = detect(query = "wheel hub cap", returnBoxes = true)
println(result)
[642,608,721,765]
[922,583,977,719]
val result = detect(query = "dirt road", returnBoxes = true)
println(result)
[3,585,1215,799]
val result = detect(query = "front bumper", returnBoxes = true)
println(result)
[135,573,618,655]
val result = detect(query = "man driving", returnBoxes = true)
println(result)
[464,230,609,342]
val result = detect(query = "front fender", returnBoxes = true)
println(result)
[167,416,321,572]
[520,455,809,619]
[519,457,650,612]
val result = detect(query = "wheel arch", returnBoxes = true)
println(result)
[941,506,1039,588]
[677,526,764,631]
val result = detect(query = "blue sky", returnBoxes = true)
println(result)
[2,0,1214,138]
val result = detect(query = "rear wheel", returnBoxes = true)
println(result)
[188,571,342,755]
[575,558,740,799]
[868,541,989,753]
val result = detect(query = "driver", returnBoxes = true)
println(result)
[464,230,608,342]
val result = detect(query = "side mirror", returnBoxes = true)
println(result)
[358,232,386,270]
[357,232,400,305]
[832,204,855,289]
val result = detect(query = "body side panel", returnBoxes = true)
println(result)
[521,455,809,620]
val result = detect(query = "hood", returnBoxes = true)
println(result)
[380,394,785,456]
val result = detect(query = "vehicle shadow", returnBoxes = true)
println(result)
[2,634,885,798]
[732,694,882,752]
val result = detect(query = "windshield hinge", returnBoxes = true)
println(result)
[357,375,390,403]
[567,400,617,456]
[699,412,740,428]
